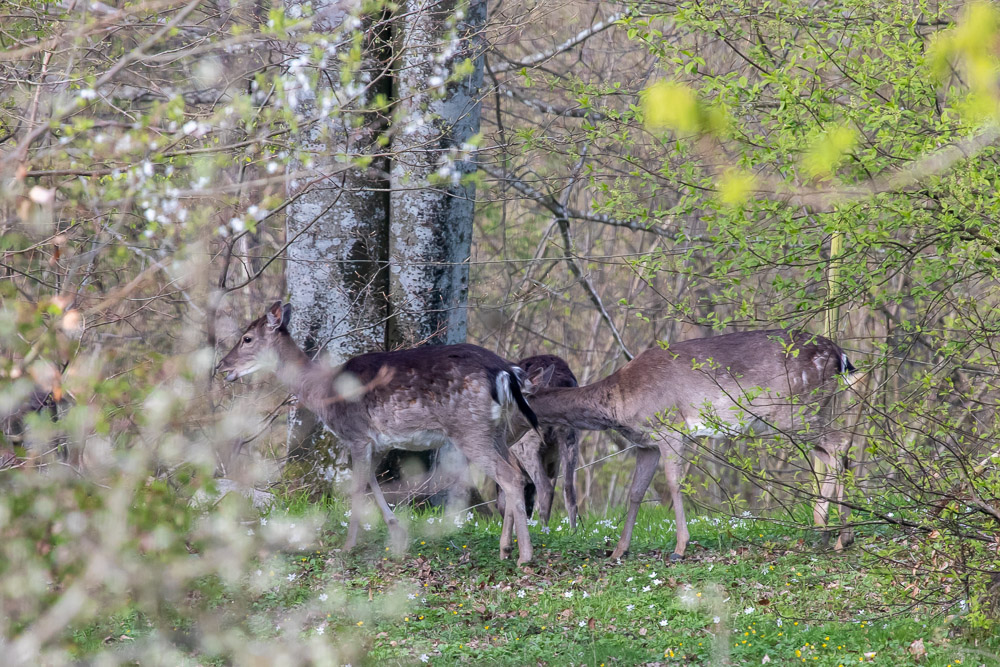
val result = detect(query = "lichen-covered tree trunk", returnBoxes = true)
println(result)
[283,0,486,493]
[387,0,486,347]
[285,1,391,476]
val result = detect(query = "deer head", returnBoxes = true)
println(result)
[216,301,292,381]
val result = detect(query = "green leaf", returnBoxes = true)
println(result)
[801,124,858,178]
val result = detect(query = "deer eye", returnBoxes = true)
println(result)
[243,335,253,344]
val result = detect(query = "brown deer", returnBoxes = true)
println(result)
[497,355,581,529]
[217,301,538,564]
[524,329,858,561]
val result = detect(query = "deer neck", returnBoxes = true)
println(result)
[273,335,323,408]
[529,381,619,432]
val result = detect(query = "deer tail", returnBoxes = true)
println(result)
[506,368,539,431]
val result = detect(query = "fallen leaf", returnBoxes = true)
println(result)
[908,638,926,661]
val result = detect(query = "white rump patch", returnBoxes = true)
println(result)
[495,370,514,406]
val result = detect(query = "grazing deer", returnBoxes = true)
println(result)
[497,355,581,529]
[217,302,538,564]
[524,330,857,561]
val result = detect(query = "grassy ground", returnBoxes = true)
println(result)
[71,498,1000,666]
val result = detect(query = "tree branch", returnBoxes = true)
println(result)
[480,164,681,240]
[492,11,625,74]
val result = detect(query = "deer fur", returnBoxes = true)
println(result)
[525,329,857,561]
[217,301,538,564]
[497,355,581,529]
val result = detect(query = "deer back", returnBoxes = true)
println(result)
[607,329,849,432]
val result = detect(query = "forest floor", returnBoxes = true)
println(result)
[73,497,1000,666]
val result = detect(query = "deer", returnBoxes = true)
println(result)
[523,329,858,562]
[216,301,538,565]
[496,355,581,529]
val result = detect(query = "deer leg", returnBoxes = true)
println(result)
[833,447,855,551]
[663,452,689,561]
[456,431,534,565]
[610,445,660,560]
[533,434,556,525]
[509,432,550,523]
[494,459,533,564]
[560,428,580,530]
[369,471,407,555]
[812,447,838,548]
[344,449,371,552]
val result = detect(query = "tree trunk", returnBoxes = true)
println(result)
[387,0,486,347]
[284,2,391,475]
[282,0,486,495]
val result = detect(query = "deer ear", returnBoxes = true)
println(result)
[522,364,555,395]
[266,301,287,331]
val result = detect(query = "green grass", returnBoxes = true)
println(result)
[69,498,1000,666]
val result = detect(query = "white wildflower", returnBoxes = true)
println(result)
[744,606,754,615]
[319,593,328,601]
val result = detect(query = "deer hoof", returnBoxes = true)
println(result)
[668,552,684,562]
[818,529,832,549]
[834,530,855,551]
[387,526,408,555]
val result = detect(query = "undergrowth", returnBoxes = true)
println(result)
[69,496,1000,666]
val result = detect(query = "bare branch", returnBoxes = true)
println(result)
[492,11,625,74]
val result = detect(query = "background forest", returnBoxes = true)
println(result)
[4,0,1000,663]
